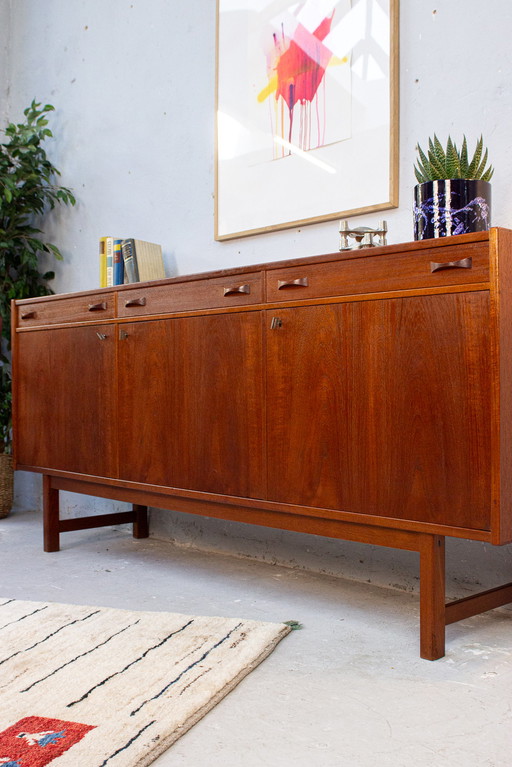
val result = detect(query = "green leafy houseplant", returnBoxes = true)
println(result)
[0,100,76,455]
[414,135,494,184]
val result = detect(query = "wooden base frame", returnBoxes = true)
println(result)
[42,475,149,553]
[41,474,512,661]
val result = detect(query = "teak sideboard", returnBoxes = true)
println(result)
[12,228,512,659]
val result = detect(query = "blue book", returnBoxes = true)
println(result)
[113,239,124,285]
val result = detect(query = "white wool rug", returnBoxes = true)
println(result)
[0,598,291,766]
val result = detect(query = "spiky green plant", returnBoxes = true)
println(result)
[414,135,494,184]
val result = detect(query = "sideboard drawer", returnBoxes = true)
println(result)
[118,272,264,317]
[16,293,116,327]
[266,241,490,302]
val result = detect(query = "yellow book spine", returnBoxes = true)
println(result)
[99,237,107,288]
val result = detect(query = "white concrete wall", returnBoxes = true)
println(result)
[5,0,512,594]
[0,3,9,121]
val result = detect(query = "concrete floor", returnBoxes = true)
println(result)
[1,509,512,766]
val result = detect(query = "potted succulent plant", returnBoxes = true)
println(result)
[413,135,493,240]
[0,100,75,517]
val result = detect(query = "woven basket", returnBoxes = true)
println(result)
[0,453,13,519]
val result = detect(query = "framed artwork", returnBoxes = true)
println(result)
[215,0,399,241]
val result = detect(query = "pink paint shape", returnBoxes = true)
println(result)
[273,13,335,145]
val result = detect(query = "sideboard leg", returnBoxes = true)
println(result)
[132,504,149,539]
[419,534,446,660]
[43,475,60,552]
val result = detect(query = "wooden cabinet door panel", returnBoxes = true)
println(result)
[266,292,491,530]
[266,303,361,510]
[364,292,491,529]
[118,312,265,498]
[16,325,118,477]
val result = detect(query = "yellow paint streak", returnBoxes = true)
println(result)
[331,55,349,67]
[258,75,278,103]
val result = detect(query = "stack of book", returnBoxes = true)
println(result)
[99,237,166,286]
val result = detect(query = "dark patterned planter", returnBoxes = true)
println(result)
[413,179,491,240]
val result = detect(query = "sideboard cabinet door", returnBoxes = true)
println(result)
[266,291,491,530]
[16,325,118,477]
[117,311,265,498]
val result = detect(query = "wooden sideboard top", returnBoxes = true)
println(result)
[13,228,498,307]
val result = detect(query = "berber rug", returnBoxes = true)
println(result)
[0,597,291,766]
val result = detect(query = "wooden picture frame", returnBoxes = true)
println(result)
[215,0,399,241]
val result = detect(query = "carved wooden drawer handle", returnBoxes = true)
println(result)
[125,297,147,307]
[20,310,36,320]
[277,277,309,289]
[88,301,107,311]
[223,284,251,296]
[430,257,472,273]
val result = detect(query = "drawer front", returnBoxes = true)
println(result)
[266,242,489,302]
[16,293,115,327]
[118,272,263,317]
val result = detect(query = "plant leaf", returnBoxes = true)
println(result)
[417,145,430,170]
[466,135,483,178]
[432,134,447,167]
[474,147,489,180]
[414,145,431,182]
[426,148,446,179]
[459,135,469,177]
[45,243,63,260]
[445,136,461,178]
[414,164,427,183]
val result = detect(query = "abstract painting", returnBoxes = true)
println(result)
[215,0,398,240]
